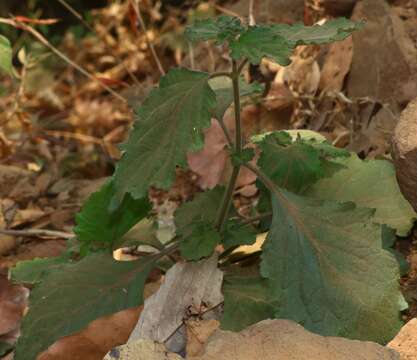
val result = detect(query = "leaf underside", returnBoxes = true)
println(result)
[261,189,405,343]
[14,253,156,360]
[306,154,417,236]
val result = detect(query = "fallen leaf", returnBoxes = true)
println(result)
[129,255,223,353]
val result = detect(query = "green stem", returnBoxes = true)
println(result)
[215,60,244,233]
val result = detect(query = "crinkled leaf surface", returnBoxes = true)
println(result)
[230,18,360,65]
[261,189,405,343]
[74,178,151,253]
[222,275,278,331]
[306,154,416,236]
[180,222,221,260]
[185,15,244,44]
[257,132,348,193]
[175,187,224,235]
[113,68,216,203]
[271,18,362,45]
[209,76,263,120]
[0,35,12,75]
[14,252,156,360]
[230,27,293,65]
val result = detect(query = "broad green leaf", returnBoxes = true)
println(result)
[14,253,156,360]
[222,275,278,331]
[306,154,417,236]
[0,35,12,75]
[223,221,256,248]
[230,27,293,65]
[230,18,361,65]
[175,187,224,235]
[113,68,216,204]
[257,132,348,193]
[261,189,405,343]
[209,76,263,120]
[11,255,70,285]
[180,221,221,260]
[271,18,362,45]
[185,15,244,44]
[74,178,151,253]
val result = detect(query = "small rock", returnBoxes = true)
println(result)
[392,97,417,211]
[104,339,182,360]
[347,0,417,104]
[189,319,400,360]
[387,318,417,360]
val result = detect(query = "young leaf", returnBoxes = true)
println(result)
[230,18,361,65]
[230,27,293,65]
[271,18,362,46]
[209,76,263,121]
[14,252,156,360]
[222,275,278,331]
[74,178,151,253]
[223,221,256,248]
[180,221,221,261]
[306,154,417,236]
[185,15,244,44]
[113,68,216,204]
[175,187,224,235]
[261,189,405,343]
[257,132,348,193]
[0,35,13,75]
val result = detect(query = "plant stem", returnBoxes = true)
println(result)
[215,60,244,233]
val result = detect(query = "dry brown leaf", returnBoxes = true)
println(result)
[0,276,28,339]
[319,36,353,92]
[38,307,143,360]
[185,319,219,357]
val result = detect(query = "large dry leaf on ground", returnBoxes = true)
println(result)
[189,320,400,360]
[38,307,142,360]
[129,255,223,351]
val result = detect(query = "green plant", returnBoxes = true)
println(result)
[10,15,415,360]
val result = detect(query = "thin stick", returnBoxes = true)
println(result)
[0,17,127,103]
[56,0,141,87]
[134,0,165,76]
[0,228,74,239]
[249,0,256,26]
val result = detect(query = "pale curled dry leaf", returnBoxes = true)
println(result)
[129,255,223,352]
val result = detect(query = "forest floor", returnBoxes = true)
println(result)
[1,0,417,359]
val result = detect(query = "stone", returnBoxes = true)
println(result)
[392,97,417,211]
[347,0,417,104]
[189,319,400,360]
[387,318,417,360]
